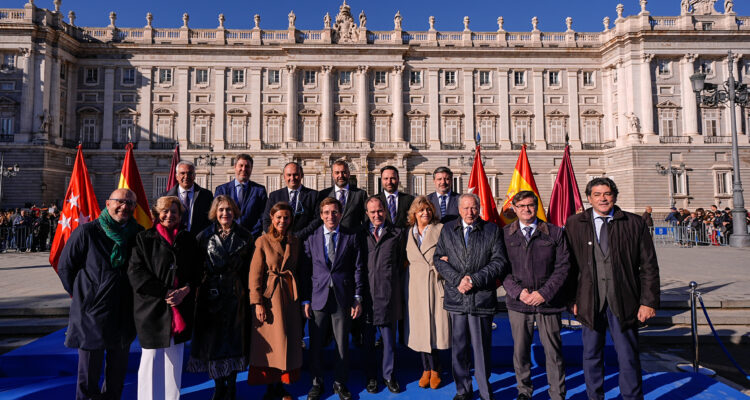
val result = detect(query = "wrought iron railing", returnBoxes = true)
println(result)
[0,134,13,143]
[704,136,732,144]
[659,136,691,144]
[150,141,176,150]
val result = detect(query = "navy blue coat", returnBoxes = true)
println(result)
[361,222,406,326]
[427,191,460,223]
[434,218,508,315]
[262,185,319,240]
[57,220,142,350]
[300,225,365,311]
[214,179,268,237]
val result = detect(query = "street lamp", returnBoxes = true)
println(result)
[196,145,225,191]
[0,153,20,206]
[655,161,687,209]
[691,50,750,248]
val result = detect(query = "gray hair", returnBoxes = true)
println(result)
[458,193,481,212]
[175,160,196,175]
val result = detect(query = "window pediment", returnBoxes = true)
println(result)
[0,96,18,106]
[581,109,603,117]
[115,107,138,115]
[406,109,427,117]
[153,107,175,115]
[227,108,249,115]
[264,109,285,117]
[77,106,101,114]
[370,109,392,117]
[190,108,213,116]
[546,109,568,117]
[476,109,498,117]
[335,109,356,117]
[656,100,680,108]
[511,109,533,117]
[299,108,321,116]
[441,109,463,117]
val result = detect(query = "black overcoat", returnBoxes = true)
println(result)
[362,222,406,326]
[127,228,202,349]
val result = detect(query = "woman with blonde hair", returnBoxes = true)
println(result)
[404,195,451,389]
[188,195,253,400]
[248,202,303,400]
[128,196,202,400]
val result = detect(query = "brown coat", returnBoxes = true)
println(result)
[405,223,451,352]
[248,233,303,372]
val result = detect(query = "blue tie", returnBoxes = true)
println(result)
[289,190,298,213]
[464,225,472,247]
[237,183,246,205]
[388,194,397,223]
[439,195,447,217]
[524,226,533,242]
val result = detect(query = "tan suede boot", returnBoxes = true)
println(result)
[418,370,431,388]
[429,370,441,389]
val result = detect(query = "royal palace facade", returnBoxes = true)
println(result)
[0,0,749,212]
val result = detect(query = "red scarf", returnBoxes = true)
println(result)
[155,224,186,335]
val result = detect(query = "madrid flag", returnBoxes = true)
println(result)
[49,145,100,271]
[467,145,502,226]
[118,143,153,229]
[166,143,181,192]
[547,145,583,227]
[500,144,547,225]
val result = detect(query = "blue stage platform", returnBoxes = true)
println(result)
[0,316,748,399]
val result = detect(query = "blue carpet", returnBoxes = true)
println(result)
[0,315,747,399]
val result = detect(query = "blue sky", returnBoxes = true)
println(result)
[10,0,749,32]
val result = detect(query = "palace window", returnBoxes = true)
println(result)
[339,71,352,86]
[231,69,244,85]
[0,115,13,135]
[548,71,560,86]
[512,116,533,145]
[443,118,461,144]
[2,54,15,70]
[703,109,721,136]
[715,171,732,196]
[410,70,421,86]
[116,116,136,144]
[409,118,425,145]
[374,118,389,142]
[583,71,595,87]
[304,70,316,85]
[81,117,97,144]
[658,60,671,76]
[193,118,210,144]
[230,118,245,144]
[60,63,67,80]
[195,69,209,85]
[659,109,677,137]
[547,116,566,144]
[479,71,491,87]
[444,70,456,86]
[671,171,687,196]
[699,60,713,75]
[412,175,425,196]
[302,117,319,142]
[265,117,282,144]
[268,69,280,85]
[477,115,496,145]
[514,71,526,86]
[158,68,172,85]
[266,175,281,192]
[155,117,174,142]
[583,119,601,144]
[84,67,99,85]
[452,176,462,194]
[374,71,387,86]
[122,68,136,85]
[153,176,168,199]
[304,175,318,190]
[337,117,354,142]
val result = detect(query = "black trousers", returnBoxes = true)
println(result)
[309,291,352,386]
[76,347,130,400]
[450,312,493,400]
[363,322,396,381]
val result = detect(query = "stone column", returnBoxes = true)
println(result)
[532,68,545,148]
[176,67,189,148]
[680,54,700,139]
[66,64,79,141]
[640,53,658,143]
[213,67,226,150]
[567,69,582,149]
[392,66,404,142]
[101,66,115,148]
[248,68,261,148]
[37,51,53,139]
[602,69,614,142]
[463,68,475,148]
[286,65,298,142]
[728,54,746,140]
[428,69,440,148]
[357,65,369,142]
[137,66,152,148]
[616,61,630,144]
[321,66,333,142]
[49,57,62,144]
[498,68,511,148]
[19,49,35,140]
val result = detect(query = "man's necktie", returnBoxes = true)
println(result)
[523,226,533,242]
[338,189,347,209]
[598,216,610,254]
[464,225,472,247]
[289,190,298,213]
[439,195,447,218]
[238,183,246,205]
[373,226,380,242]
[180,191,191,230]
[388,194,397,223]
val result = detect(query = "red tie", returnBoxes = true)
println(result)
[373,227,380,242]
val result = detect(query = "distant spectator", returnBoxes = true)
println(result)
[13,209,32,252]
[641,206,653,228]
[664,207,679,225]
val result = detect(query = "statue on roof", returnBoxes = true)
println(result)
[333,1,360,43]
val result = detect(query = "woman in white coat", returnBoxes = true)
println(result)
[404,196,451,389]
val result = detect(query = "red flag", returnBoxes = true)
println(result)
[118,143,153,229]
[166,143,180,192]
[547,145,583,227]
[500,145,547,226]
[49,145,101,271]
[467,146,502,226]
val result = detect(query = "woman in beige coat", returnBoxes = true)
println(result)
[248,202,303,400]
[405,196,451,389]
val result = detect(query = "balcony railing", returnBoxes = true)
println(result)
[0,134,13,143]
[112,141,137,149]
[582,141,616,150]
[441,143,465,150]
[511,143,536,150]
[546,143,567,150]
[410,143,428,150]
[150,141,177,150]
[80,142,100,149]
[188,142,211,150]
[659,136,691,144]
[261,142,282,150]
[225,143,250,150]
[704,136,732,144]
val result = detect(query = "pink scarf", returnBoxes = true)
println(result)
[155,224,186,335]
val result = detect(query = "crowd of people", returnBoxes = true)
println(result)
[0,205,58,252]
[56,154,660,400]
[642,204,744,247]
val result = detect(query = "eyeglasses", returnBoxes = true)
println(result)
[514,203,536,209]
[108,198,136,207]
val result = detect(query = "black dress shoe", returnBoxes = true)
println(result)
[453,394,470,400]
[333,382,353,400]
[517,394,531,400]
[307,383,323,400]
[385,379,401,393]
[366,378,379,393]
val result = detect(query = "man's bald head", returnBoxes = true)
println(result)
[105,188,137,223]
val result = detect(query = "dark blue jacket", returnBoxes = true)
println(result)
[434,218,508,315]
[427,191,460,223]
[214,179,267,237]
[300,225,365,311]
[57,220,142,350]
[262,185,319,240]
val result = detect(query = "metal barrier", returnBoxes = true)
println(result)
[0,226,49,253]
[651,225,729,247]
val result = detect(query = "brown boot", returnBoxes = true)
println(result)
[418,370,431,388]
[429,370,441,389]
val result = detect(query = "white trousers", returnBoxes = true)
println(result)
[138,339,184,400]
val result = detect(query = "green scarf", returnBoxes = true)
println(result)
[98,208,141,269]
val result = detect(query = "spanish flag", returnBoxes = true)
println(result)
[118,143,153,229]
[500,144,546,225]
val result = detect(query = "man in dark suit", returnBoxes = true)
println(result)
[377,165,414,228]
[262,162,318,240]
[214,154,267,237]
[566,178,659,400]
[315,160,368,231]
[434,193,508,400]
[427,166,460,223]
[301,197,365,400]
[164,161,213,234]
